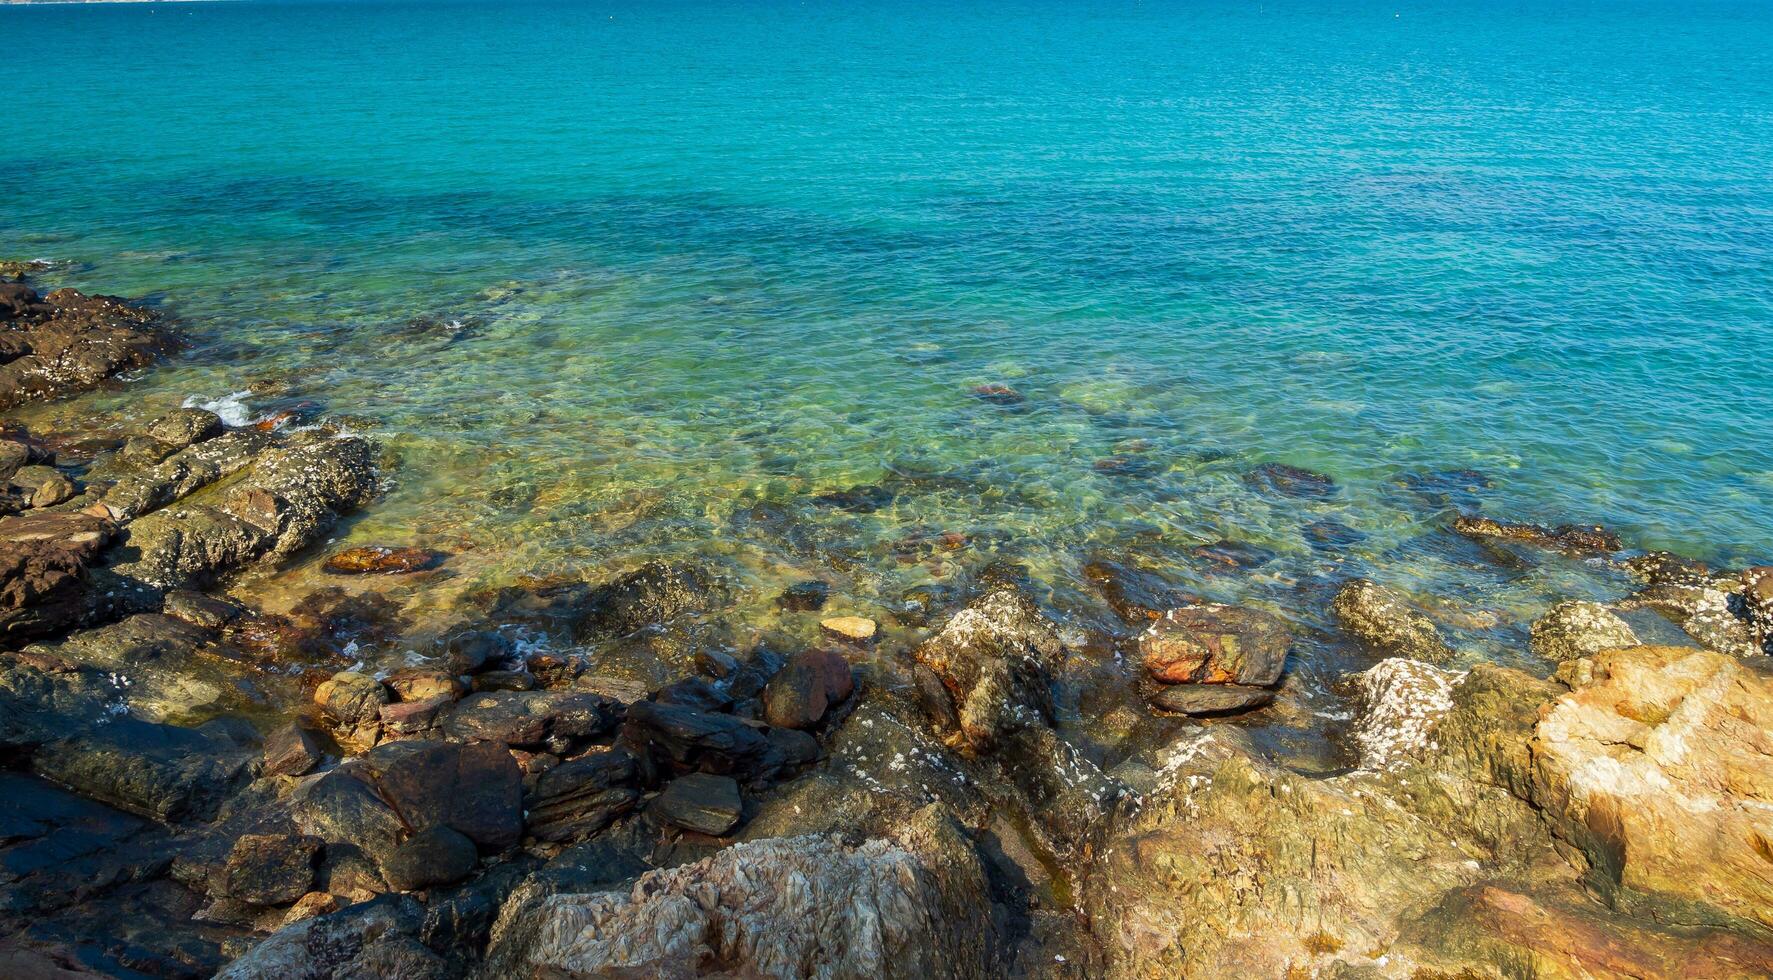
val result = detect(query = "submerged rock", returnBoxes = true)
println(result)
[1082,557,1196,625]
[322,545,444,575]
[1451,514,1621,557]
[1528,600,1639,661]
[572,561,719,640]
[1331,578,1455,662]
[1242,462,1337,499]
[820,614,876,641]
[1145,682,1274,717]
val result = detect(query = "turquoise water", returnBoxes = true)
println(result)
[4,0,1771,647]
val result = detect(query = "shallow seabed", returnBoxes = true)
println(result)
[5,0,1771,758]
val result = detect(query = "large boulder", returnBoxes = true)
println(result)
[910,586,1064,750]
[1332,578,1454,662]
[483,805,1000,979]
[1528,645,1773,931]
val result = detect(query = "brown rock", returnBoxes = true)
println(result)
[1332,578,1454,662]
[263,723,324,778]
[762,649,854,729]
[1139,602,1290,686]
[1531,645,1773,930]
[219,834,323,907]
[650,772,743,836]
[323,546,444,575]
[1452,514,1621,556]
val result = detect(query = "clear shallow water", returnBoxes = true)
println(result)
[4,0,1771,662]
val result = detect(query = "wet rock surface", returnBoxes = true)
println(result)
[6,277,1773,980]
[1332,577,1455,662]
[0,283,173,409]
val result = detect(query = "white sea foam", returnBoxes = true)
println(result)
[183,390,257,427]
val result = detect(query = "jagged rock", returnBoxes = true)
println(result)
[1140,602,1291,685]
[262,723,322,778]
[1620,580,1759,658]
[650,772,743,836]
[147,408,225,449]
[384,668,460,703]
[161,588,245,629]
[9,465,77,508]
[572,561,719,640]
[1347,658,1461,771]
[1331,578,1454,662]
[101,430,273,521]
[484,805,999,979]
[215,895,445,980]
[313,670,388,748]
[621,700,789,787]
[523,748,639,843]
[1529,600,1639,661]
[1625,551,1715,586]
[1529,645,1773,931]
[382,827,478,892]
[0,287,172,410]
[1742,566,1773,652]
[910,586,1063,751]
[1451,514,1621,556]
[107,433,378,590]
[217,834,322,907]
[22,613,238,725]
[0,510,114,644]
[761,648,854,729]
[29,716,256,823]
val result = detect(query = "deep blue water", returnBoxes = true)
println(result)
[4,0,1771,637]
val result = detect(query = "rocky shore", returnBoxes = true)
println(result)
[4,271,1773,979]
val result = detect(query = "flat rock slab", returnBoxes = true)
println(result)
[650,773,743,836]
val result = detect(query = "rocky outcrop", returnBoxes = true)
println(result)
[110,432,378,590]
[0,285,172,409]
[1529,599,1638,661]
[1619,575,1761,658]
[1332,578,1454,662]
[483,805,999,979]
[1528,645,1773,931]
